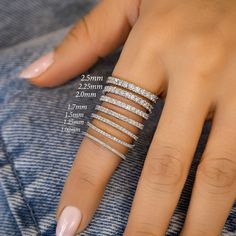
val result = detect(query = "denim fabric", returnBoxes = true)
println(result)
[0,2,236,236]
[1,27,236,236]
[0,0,97,49]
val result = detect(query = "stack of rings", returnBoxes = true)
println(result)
[82,76,159,160]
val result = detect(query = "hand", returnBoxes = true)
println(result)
[20,0,236,235]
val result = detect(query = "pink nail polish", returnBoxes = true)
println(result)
[19,51,54,79]
[56,206,82,236]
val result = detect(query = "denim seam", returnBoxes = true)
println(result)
[0,181,21,235]
[0,135,41,236]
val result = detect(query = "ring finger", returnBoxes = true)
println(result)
[182,98,236,236]
[124,78,212,235]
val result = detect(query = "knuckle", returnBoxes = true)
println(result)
[134,231,157,236]
[77,163,100,189]
[185,33,229,79]
[67,16,106,57]
[79,171,97,189]
[67,19,86,44]
[79,173,97,189]
[66,16,96,51]
[197,155,236,194]
[183,226,212,236]
[132,20,165,53]
[128,222,159,236]
[144,144,185,192]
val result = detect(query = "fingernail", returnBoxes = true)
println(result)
[19,51,54,79]
[56,206,82,236]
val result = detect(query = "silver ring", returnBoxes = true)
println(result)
[100,95,149,120]
[103,85,153,113]
[87,122,135,149]
[107,76,158,103]
[91,113,138,140]
[95,105,144,130]
[83,132,126,160]
[84,76,159,161]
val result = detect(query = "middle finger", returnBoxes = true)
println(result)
[56,21,165,234]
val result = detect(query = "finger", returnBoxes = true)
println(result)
[56,20,166,236]
[124,80,212,236]
[19,0,140,87]
[181,100,236,236]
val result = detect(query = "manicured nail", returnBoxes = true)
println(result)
[56,206,82,236]
[19,51,54,79]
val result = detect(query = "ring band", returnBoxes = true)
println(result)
[83,132,126,160]
[91,113,138,140]
[84,76,159,160]
[87,122,135,149]
[103,85,153,113]
[95,105,144,130]
[100,95,149,120]
[107,76,158,103]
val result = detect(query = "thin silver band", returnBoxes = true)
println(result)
[91,113,138,140]
[83,132,126,160]
[103,86,153,113]
[95,105,144,130]
[100,95,149,120]
[107,76,158,103]
[87,122,134,149]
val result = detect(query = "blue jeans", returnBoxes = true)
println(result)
[0,1,236,236]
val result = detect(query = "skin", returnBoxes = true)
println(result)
[27,0,236,235]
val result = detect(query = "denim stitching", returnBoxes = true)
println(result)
[0,182,21,236]
[0,135,41,235]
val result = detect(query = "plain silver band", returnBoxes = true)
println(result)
[107,76,158,103]
[87,122,134,148]
[91,113,138,140]
[83,132,126,160]
[103,85,153,113]
[100,95,149,120]
[95,105,144,130]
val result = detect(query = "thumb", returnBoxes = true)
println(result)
[19,0,139,87]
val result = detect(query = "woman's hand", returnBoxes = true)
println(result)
[20,0,236,235]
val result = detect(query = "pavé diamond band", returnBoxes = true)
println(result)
[102,85,153,113]
[100,95,149,120]
[83,76,159,160]
[91,113,139,140]
[95,105,144,130]
[106,76,158,103]
[87,122,135,149]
